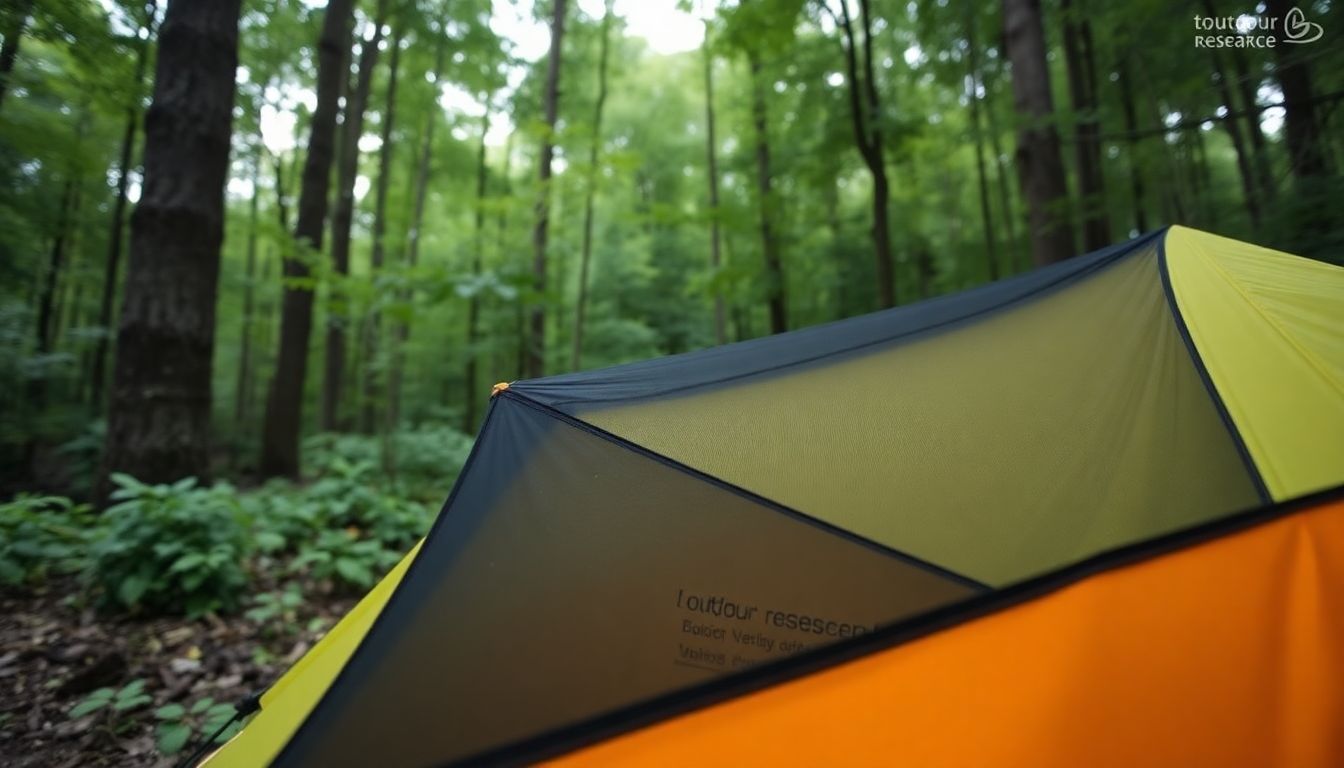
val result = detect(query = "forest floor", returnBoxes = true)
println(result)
[0,578,354,767]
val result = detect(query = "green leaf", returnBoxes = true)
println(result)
[333,557,372,586]
[190,697,215,714]
[156,721,194,755]
[117,573,150,607]
[69,689,113,718]
[154,703,186,720]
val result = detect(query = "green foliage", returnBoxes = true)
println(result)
[245,582,305,635]
[290,528,399,591]
[153,696,242,756]
[68,679,152,732]
[86,475,252,618]
[0,494,93,586]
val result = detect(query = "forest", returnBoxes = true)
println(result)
[0,0,1341,764]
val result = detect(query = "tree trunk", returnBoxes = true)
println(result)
[528,0,567,379]
[702,23,726,345]
[102,0,243,492]
[388,19,446,436]
[0,0,33,112]
[748,50,787,334]
[1060,0,1108,250]
[963,0,998,281]
[1218,3,1275,202]
[571,0,612,371]
[90,0,157,415]
[1266,0,1329,183]
[360,23,400,435]
[235,149,261,427]
[1116,57,1147,233]
[832,0,894,308]
[260,0,354,479]
[1003,0,1075,266]
[1206,49,1261,228]
[464,109,489,432]
[322,0,386,432]
[982,55,1025,271]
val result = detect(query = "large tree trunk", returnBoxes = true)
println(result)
[1060,0,1108,250]
[463,109,490,432]
[260,0,354,479]
[359,23,401,435]
[90,1,157,415]
[1003,0,1076,266]
[748,50,787,334]
[702,23,726,345]
[831,0,894,308]
[1266,0,1330,183]
[571,0,612,371]
[963,0,998,281]
[1116,57,1147,233]
[0,0,33,112]
[388,20,446,436]
[235,149,261,427]
[528,0,567,379]
[102,0,243,492]
[322,0,386,432]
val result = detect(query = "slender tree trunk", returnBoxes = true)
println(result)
[1266,0,1329,183]
[982,57,1025,271]
[702,24,726,345]
[831,0,894,308]
[101,0,243,492]
[235,150,261,426]
[90,0,157,415]
[464,109,490,432]
[260,0,354,479]
[1116,57,1148,233]
[528,0,567,378]
[360,23,401,435]
[1060,0,1108,250]
[1218,3,1275,202]
[748,50,787,334]
[1206,49,1261,228]
[322,0,386,432]
[964,1,998,281]
[1003,0,1075,265]
[571,0,612,371]
[388,21,446,436]
[0,0,33,112]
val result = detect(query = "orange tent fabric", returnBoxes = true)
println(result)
[552,495,1344,767]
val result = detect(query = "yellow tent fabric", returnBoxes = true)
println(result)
[1164,225,1344,500]
[201,226,1344,767]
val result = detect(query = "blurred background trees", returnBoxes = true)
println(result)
[2,0,1342,495]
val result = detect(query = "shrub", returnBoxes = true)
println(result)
[86,475,251,617]
[0,494,93,586]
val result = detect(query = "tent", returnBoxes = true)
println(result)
[205,225,1344,766]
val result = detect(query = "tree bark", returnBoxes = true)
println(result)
[829,0,894,308]
[528,0,567,379]
[702,22,726,345]
[102,0,243,492]
[1206,49,1261,228]
[322,0,386,432]
[260,0,354,478]
[359,22,401,435]
[388,18,446,435]
[234,149,262,427]
[963,0,998,281]
[90,1,157,415]
[1060,0,1108,250]
[1116,58,1148,233]
[981,55,1025,271]
[571,0,612,371]
[1003,0,1075,266]
[464,109,489,432]
[748,49,787,334]
[0,0,33,113]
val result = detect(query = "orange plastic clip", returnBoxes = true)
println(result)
[490,381,511,397]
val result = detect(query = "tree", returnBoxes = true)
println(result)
[963,0,998,280]
[1059,0,1108,250]
[702,19,726,345]
[260,0,355,478]
[101,0,244,490]
[528,0,567,378]
[1266,0,1330,183]
[571,0,613,371]
[0,0,33,112]
[748,49,787,333]
[823,0,895,307]
[1003,0,1075,265]
[322,0,388,431]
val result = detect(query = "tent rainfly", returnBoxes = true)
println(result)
[204,225,1344,767]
